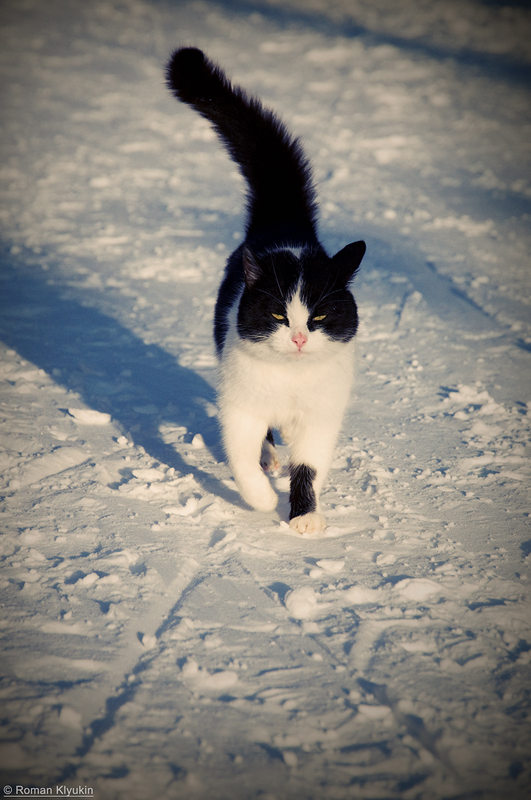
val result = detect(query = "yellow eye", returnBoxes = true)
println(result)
[313,314,326,321]
[272,313,285,320]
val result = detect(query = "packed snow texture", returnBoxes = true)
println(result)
[0,0,530,798]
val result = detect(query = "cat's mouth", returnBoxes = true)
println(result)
[290,344,311,359]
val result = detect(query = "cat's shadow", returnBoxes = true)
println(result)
[0,251,242,508]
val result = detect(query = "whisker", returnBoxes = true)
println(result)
[302,285,346,308]
[314,281,335,307]
[256,287,282,303]
[271,264,283,297]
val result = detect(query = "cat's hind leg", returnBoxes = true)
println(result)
[260,428,281,476]
[221,411,278,512]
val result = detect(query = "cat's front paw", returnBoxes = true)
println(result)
[239,475,278,512]
[251,486,278,512]
[289,512,326,534]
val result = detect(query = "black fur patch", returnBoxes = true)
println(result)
[166,47,318,241]
[300,249,360,343]
[167,49,365,357]
[237,249,299,344]
[214,245,361,353]
[289,463,317,519]
[214,247,244,355]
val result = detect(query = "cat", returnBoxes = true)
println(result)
[166,47,365,533]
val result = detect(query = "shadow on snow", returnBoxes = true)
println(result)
[0,248,242,508]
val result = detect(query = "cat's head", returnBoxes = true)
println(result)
[237,242,365,361]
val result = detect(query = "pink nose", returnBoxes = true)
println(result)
[292,332,308,351]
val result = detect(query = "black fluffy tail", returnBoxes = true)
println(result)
[166,48,318,245]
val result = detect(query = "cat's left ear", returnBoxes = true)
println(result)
[331,240,366,283]
[242,246,262,288]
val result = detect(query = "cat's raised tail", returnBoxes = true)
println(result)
[165,47,318,244]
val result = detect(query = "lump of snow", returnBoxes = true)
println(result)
[284,587,319,619]
[343,585,380,605]
[191,433,205,448]
[97,574,121,585]
[131,468,165,482]
[41,621,88,635]
[306,45,352,63]
[19,448,89,486]
[180,658,238,691]
[26,548,46,561]
[400,639,436,653]
[58,706,83,730]
[181,658,199,678]
[376,553,397,567]
[204,670,238,690]
[140,634,157,650]
[357,704,392,720]
[133,404,159,415]
[459,454,529,473]
[283,751,298,767]
[165,498,198,516]
[469,420,502,438]
[0,536,17,557]
[394,578,441,601]
[100,549,138,566]
[425,215,494,237]
[78,572,99,586]
[316,559,345,574]
[444,385,503,415]
[68,408,111,424]
[478,400,504,415]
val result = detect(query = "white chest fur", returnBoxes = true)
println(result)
[219,338,354,429]
[215,275,356,529]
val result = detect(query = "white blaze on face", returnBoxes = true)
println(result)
[286,286,310,350]
[262,283,333,359]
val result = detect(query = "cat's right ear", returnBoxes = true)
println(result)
[242,246,261,288]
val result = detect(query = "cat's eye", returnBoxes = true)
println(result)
[271,313,285,320]
[313,314,327,321]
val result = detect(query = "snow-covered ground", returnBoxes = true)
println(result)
[0,0,530,797]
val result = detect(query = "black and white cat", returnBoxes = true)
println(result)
[166,48,365,533]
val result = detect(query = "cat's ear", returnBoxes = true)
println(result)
[331,240,366,283]
[242,246,261,288]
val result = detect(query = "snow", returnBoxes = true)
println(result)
[0,0,530,797]
[68,409,113,425]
